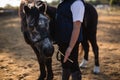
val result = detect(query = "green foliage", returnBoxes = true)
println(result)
[109,0,120,6]
[4,4,13,9]
[49,0,59,7]
[4,4,18,10]
[85,0,120,5]
[85,0,108,5]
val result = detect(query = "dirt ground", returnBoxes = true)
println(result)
[0,9,120,80]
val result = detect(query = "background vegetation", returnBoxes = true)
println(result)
[50,0,120,6]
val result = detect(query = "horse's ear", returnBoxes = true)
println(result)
[34,1,45,13]
[24,6,30,14]
[38,4,45,13]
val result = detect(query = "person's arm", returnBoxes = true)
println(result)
[69,21,81,49]
[63,21,81,63]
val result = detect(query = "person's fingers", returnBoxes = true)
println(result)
[63,54,69,63]
[63,47,72,63]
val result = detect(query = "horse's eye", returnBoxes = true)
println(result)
[38,14,49,28]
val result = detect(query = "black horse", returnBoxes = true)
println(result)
[23,5,54,80]
[37,1,100,73]
[80,3,99,73]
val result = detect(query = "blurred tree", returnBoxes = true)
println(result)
[109,0,120,6]
[48,0,120,6]
[4,4,13,9]
[85,0,106,5]
[4,4,18,10]
[49,0,59,7]
[85,0,120,5]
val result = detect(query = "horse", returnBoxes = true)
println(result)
[36,1,100,73]
[21,4,54,80]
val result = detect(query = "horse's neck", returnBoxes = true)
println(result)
[46,6,57,20]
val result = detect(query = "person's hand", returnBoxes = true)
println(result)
[63,47,72,63]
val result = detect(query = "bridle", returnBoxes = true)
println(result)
[34,1,48,16]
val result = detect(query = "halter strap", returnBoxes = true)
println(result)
[42,2,50,19]
[43,2,47,15]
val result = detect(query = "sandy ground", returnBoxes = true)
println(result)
[0,10,120,80]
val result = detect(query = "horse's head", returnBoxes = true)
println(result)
[24,5,39,31]
[24,5,50,41]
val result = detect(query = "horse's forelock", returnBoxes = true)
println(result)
[30,7,39,15]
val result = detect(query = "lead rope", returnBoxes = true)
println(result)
[56,49,73,63]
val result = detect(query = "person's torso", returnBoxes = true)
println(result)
[55,0,83,43]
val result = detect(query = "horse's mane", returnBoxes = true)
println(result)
[18,2,25,18]
[46,6,57,20]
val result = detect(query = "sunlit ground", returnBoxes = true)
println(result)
[0,8,120,80]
